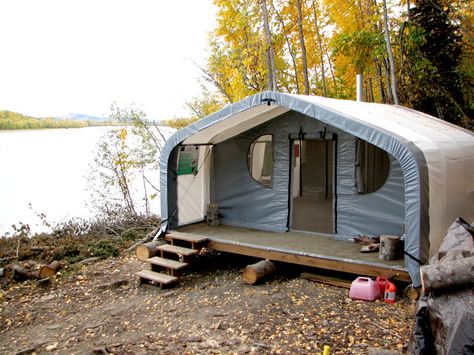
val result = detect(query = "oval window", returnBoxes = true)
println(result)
[356,140,390,194]
[248,134,273,187]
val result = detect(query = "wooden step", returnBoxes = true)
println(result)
[146,257,188,270]
[157,244,199,257]
[136,270,178,285]
[165,231,208,244]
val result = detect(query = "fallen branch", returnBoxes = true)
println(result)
[369,320,402,339]
[75,256,104,266]
[31,246,52,252]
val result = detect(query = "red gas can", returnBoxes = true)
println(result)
[384,282,397,303]
[376,276,388,297]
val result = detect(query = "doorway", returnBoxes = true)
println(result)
[291,139,334,233]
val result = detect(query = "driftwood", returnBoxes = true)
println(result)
[243,259,276,285]
[379,235,401,261]
[420,256,474,294]
[135,240,166,260]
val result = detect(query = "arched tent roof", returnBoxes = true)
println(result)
[160,91,474,286]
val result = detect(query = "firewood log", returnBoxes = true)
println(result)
[243,259,276,285]
[135,240,166,260]
[379,235,401,261]
[3,264,39,281]
[420,256,474,294]
[38,261,64,279]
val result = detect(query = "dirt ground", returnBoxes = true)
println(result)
[0,250,415,354]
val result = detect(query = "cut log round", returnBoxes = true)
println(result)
[206,203,220,227]
[135,241,166,260]
[379,235,401,261]
[420,256,474,294]
[38,261,64,279]
[243,259,276,285]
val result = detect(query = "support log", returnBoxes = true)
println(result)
[420,256,474,294]
[243,259,276,285]
[379,235,401,261]
[135,240,166,260]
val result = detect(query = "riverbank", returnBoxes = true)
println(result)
[0,223,414,354]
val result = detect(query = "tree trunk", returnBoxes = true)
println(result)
[420,256,474,294]
[381,0,399,104]
[3,264,38,282]
[136,240,166,260]
[261,0,277,91]
[243,259,276,285]
[270,1,300,94]
[368,77,375,102]
[296,0,310,95]
[374,57,386,103]
[383,56,394,103]
[312,0,327,96]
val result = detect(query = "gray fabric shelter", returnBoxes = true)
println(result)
[160,92,474,287]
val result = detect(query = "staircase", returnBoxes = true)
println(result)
[136,231,208,288]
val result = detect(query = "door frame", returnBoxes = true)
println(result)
[287,134,338,234]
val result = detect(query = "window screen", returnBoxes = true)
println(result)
[248,134,273,188]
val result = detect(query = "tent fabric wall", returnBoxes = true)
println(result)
[160,91,474,286]
[211,111,406,238]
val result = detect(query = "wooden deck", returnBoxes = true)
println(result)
[177,223,411,282]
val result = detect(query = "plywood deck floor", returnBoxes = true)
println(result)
[177,223,410,282]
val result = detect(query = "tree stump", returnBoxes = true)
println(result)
[420,256,474,294]
[243,259,276,285]
[379,235,401,261]
[206,203,220,227]
[135,240,166,260]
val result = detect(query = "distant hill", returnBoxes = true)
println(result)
[0,110,108,130]
[58,113,107,122]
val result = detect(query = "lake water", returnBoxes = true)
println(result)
[0,126,171,235]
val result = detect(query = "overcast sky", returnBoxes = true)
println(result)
[0,0,216,120]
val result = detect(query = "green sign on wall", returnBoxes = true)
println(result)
[177,145,199,175]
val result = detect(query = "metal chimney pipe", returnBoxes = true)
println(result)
[356,74,363,102]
